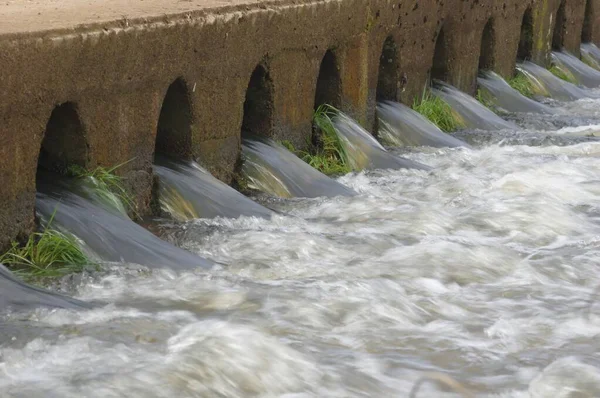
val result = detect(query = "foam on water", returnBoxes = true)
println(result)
[3,98,600,397]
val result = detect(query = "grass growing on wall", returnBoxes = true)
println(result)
[507,72,535,98]
[549,65,577,84]
[68,161,137,218]
[0,212,91,281]
[412,90,463,132]
[281,105,352,176]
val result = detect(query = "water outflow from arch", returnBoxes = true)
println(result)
[477,71,554,114]
[580,42,600,70]
[551,51,600,87]
[331,112,431,171]
[36,175,213,271]
[376,101,468,148]
[432,81,519,130]
[0,264,91,310]
[154,156,273,221]
[517,61,587,101]
[241,136,357,199]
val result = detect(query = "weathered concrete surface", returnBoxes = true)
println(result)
[0,0,597,249]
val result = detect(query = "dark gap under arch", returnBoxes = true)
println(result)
[479,19,495,71]
[517,7,534,61]
[552,1,567,50]
[582,0,593,43]
[376,36,399,102]
[37,102,88,175]
[314,50,342,109]
[241,64,274,138]
[155,78,193,160]
[431,26,449,82]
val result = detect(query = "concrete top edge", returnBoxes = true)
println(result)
[0,0,327,38]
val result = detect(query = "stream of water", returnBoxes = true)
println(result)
[3,59,600,397]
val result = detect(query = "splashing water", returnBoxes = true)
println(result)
[36,176,213,270]
[241,136,357,198]
[432,80,519,130]
[0,264,91,311]
[376,101,469,148]
[517,61,588,101]
[5,87,600,397]
[552,51,600,88]
[477,70,554,114]
[581,43,600,70]
[451,128,600,147]
[154,156,273,221]
[331,112,431,171]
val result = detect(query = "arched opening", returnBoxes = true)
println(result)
[582,0,593,43]
[517,7,534,60]
[552,1,567,50]
[314,50,342,109]
[479,18,495,71]
[155,78,193,160]
[38,102,88,174]
[376,36,399,101]
[431,26,449,82]
[241,64,274,138]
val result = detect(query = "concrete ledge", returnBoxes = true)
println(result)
[0,0,597,248]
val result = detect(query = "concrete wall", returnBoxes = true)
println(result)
[0,0,598,249]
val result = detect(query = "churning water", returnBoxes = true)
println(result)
[4,81,600,398]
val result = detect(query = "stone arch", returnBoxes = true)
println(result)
[479,18,496,71]
[314,49,342,109]
[155,77,193,160]
[552,0,567,50]
[376,36,399,101]
[431,25,449,82]
[38,102,88,174]
[517,7,534,60]
[241,63,275,138]
[582,0,593,42]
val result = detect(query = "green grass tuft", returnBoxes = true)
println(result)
[412,90,463,132]
[507,72,535,98]
[280,140,296,153]
[549,65,577,84]
[582,53,600,71]
[294,104,352,176]
[68,160,138,217]
[476,88,496,110]
[1,211,91,281]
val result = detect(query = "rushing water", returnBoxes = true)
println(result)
[0,265,91,310]
[332,112,431,171]
[36,176,214,271]
[154,156,273,221]
[5,72,600,397]
[476,71,554,115]
[241,136,357,198]
[517,61,588,101]
[552,51,600,88]
[433,81,519,130]
[581,43,600,71]
[376,101,468,148]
